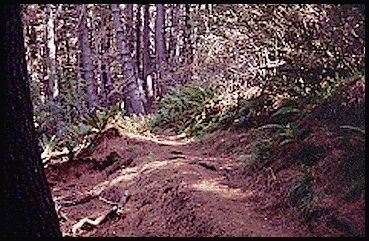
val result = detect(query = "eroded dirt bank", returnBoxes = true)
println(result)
[45,128,357,237]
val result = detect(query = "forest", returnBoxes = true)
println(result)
[2,4,365,237]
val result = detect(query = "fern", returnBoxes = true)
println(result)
[257,123,285,131]
[40,134,56,154]
[271,106,300,117]
[340,125,365,135]
[150,84,218,136]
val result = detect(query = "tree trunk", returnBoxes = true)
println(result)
[90,7,105,107]
[124,4,134,53]
[143,4,153,112]
[100,7,112,107]
[78,4,97,113]
[2,4,62,237]
[111,4,146,115]
[170,4,180,84]
[45,4,61,136]
[155,4,166,97]
[181,4,193,84]
[136,4,142,79]
[45,4,59,103]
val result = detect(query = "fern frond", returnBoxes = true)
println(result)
[340,125,365,135]
[257,123,285,130]
[271,106,300,117]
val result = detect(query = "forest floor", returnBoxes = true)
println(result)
[45,127,327,237]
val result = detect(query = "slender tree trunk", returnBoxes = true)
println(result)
[45,4,59,103]
[75,27,84,113]
[78,4,97,113]
[90,7,105,107]
[136,4,142,78]
[155,4,167,97]
[191,5,199,81]
[42,13,50,109]
[2,4,62,237]
[44,4,61,136]
[170,4,180,84]
[111,4,146,115]
[101,7,112,107]
[143,4,153,112]
[181,4,193,84]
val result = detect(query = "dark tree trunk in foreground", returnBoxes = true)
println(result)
[1,4,62,237]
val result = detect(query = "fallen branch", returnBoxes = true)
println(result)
[55,192,100,208]
[70,190,130,235]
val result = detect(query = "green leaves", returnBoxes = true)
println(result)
[40,134,56,154]
[257,123,284,131]
[82,105,120,132]
[150,84,219,136]
[271,106,300,117]
[339,125,365,143]
[256,137,275,161]
[340,125,365,136]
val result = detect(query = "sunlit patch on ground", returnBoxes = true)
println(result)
[191,178,253,200]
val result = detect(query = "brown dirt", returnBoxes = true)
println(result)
[45,129,311,237]
[44,75,365,237]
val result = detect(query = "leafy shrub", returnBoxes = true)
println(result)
[284,170,323,222]
[149,84,221,136]
[284,171,314,214]
[255,138,275,164]
[82,104,120,132]
[257,121,299,146]
[336,124,365,200]
[118,114,150,134]
[149,83,274,136]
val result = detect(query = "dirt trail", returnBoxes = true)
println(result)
[45,129,310,237]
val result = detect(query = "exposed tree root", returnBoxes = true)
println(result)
[70,190,130,236]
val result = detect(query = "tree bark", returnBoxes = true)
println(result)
[143,4,153,112]
[100,7,112,107]
[136,4,142,79]
[90,6,105,107]
[45,4,59,103]
[124,4,134,54]
[111,4,146,115]
[155,4,167,97]
[170,4,180,84]
[78,4,98,113]
[181,4,193,84]
[2,4,62,237]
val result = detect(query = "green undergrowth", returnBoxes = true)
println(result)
[148,84,220,136]
[244,71,365,223]
[148,84,268,137]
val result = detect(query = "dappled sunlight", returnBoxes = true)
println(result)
[108,167,141,186]
[140,159,184,173]
[191,178,253,200]
[106,159,186,188]
[89,180,110,195]
[117,128,195,147]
